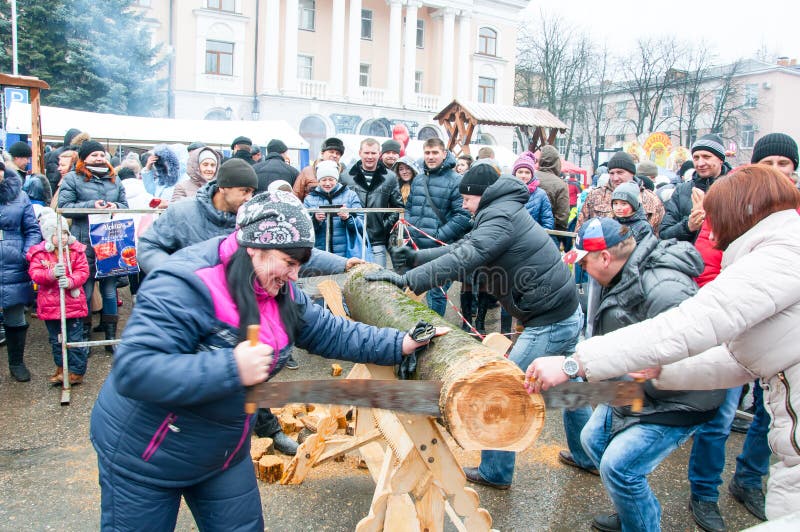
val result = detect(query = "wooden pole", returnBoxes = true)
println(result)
[30,87,43,174]
[342,265,545,451]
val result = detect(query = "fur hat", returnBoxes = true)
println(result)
[8,141,32,158]
[321,137,345,155]
[217,158,258,190]
[606,151,637,175]
[78,140,105,161]
[267,139,288,154]
[751,132,798,170]
[152,144,182,187]
[611,181,642,211]
[691,134,726,161]
[236,191,315,249]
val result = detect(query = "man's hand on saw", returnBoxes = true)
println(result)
[234,340,274,386]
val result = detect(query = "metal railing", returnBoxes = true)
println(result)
[305,207,406,259]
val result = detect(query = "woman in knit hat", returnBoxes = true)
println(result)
[610,181,652,243]
[89,191,443,530]
[57,140,128,347]
[172,146,221,202]
[512,153,554,230]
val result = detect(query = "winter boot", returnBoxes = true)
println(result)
[48,366,64,385]
[100,314,119,354]
[6,325,31,382]
[500,310,513,335]
[474,293,492,336]
[459,292,475,331]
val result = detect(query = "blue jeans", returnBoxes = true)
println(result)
[582,404,698,532]
[689,386,741,501]
[84,275,118,316]
[734,383,771,488]
[45,319,89,375]
[371,244,387,268]
[479,306,589,485]
[426,281,452,317]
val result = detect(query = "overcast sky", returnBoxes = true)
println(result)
[523,0,800,65]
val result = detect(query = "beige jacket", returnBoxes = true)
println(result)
[575,209,800,519]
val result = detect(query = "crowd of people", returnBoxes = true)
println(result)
[1,125,799,531]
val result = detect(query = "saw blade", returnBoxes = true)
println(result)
[541,381,644,409]
[245,379,443,416]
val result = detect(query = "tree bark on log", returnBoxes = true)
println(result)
[343,265,545,452]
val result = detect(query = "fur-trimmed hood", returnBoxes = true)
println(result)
[0,169,23,205]
[152,144,182,187]
[186,147,221,188]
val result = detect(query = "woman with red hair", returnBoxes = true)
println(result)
[528,164,800,520]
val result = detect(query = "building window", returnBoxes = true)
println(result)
[361,10,373,40]
[615,134,626,143]
[298,0,315,31]
[477,77,495,103]
[359,63,371,87]
[414,71,423,93]
[744,83,758,108]
[207,0,235,12]
[555,137,568,153]
[416,20,425,48]
[742,125,755,148]
[688,129,698,146]
[478,27,497,56]
[418,125,441,141]
[205,40,233,75]
[660,96,673,117]
[615,101,627,118]
[297,55,313,80]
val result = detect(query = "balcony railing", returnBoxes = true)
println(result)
[416,93,439,111]
[360,87,386,106]
[298,79,328,99]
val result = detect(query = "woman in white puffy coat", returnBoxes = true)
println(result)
[528,165,800,520]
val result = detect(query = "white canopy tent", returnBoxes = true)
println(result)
[5,102,308,153]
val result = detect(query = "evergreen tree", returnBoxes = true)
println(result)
[0,0,165,116]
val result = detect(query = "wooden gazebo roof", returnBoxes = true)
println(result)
[433,99,567,156]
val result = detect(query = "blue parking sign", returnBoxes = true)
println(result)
[4,87,29,112]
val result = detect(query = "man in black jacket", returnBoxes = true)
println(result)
[530,217,724,532]
[339,138,404,267]
[660,134,727,242]
[366,166,587,490]
[253,139,300,191]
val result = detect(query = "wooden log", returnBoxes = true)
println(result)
[250,437,274,461]
[257,455,285,483]
[343,264,545,451]
[331,363,343,377]
[278,412,301,435]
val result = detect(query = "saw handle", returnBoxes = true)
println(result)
[244,324,260,415]
[631,378,645,412]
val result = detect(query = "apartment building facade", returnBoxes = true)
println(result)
[135,0,529,153]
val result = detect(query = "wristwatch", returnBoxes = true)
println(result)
[561,357,580,379]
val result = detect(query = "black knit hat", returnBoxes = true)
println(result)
[606,151,636,175]
[381,139,402,153]
[236,191,315,249]
[267,139,288,154]
[321,137,345,155]
[459,163,500,196]
[8,141,32,158]
[216,158,258,190]
[230,136,252,150]
[751,132,798,170]
[78,140,105,161]
[691,133,726,161]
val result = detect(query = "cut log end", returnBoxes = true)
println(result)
[257,455,285,483]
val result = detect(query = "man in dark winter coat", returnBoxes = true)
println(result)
[230,136,255,165]
[403,137,471,315]
[368,166,586,490]
[339,138,404,267]
[660,134,728,243]
[253,139,300,191]
[529,217,724,532]
[44,128,82,192]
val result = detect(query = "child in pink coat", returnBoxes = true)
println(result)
[27,210,90,385]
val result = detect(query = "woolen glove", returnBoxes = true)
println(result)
[53,263,66,278]
[57,276,71,289]
[388,246,416,274]
[363,270,408,289]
